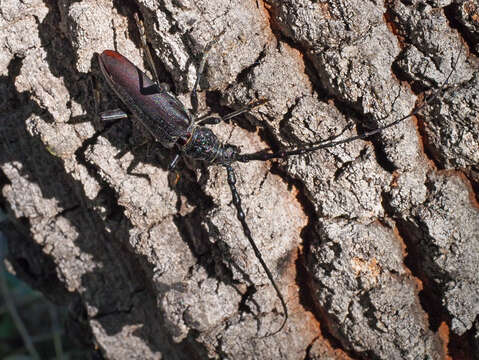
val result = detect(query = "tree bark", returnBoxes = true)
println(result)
[1,0,478,359]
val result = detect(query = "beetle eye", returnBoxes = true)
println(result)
[177,138,186,146]
[177,132,191,146]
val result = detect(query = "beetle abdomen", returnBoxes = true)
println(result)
[99,50,190,148]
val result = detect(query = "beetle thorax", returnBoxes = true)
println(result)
[180,127,218,162]
[181,127,238,164]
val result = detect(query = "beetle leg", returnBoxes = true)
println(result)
[100,108,129,121]
[134,13,164,91]
[92,76,101,116]
[195,116,222,125]
[191,29,226,116]
[168,171,181,188]
[91,75,129,124]
[195,98,268,125]
[158,82,170,92]
[168,154,181,171]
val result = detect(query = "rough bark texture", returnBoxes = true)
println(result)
[1,0,478,359]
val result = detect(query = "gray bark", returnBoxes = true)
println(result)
[1,0,478,359]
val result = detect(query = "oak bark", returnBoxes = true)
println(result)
[1,0,478,359]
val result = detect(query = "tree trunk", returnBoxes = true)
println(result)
[1,0,478,359]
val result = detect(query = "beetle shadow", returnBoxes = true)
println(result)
[0,54,135,355]
[0,2,203,357]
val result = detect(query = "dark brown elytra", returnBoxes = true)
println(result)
[98,14,458,336]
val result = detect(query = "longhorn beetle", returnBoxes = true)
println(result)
[98,14,458,336]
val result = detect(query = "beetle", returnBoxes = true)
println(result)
[98,18,458,336]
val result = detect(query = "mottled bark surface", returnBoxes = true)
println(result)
[0,0,478,359]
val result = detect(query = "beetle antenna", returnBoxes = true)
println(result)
[224,164,288,336]
[237,51,460,163]
[191,29,226,115]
